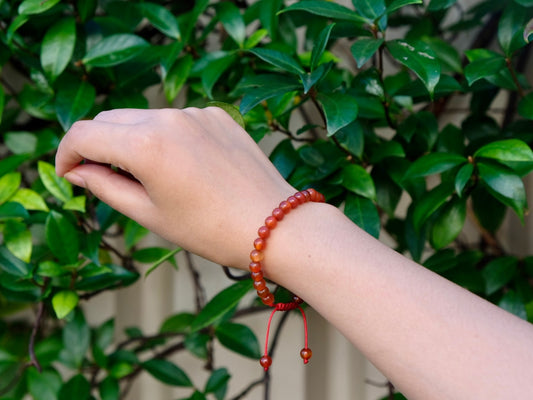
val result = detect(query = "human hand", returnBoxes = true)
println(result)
[55,107,296,269]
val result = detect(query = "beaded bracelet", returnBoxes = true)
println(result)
[249,188,325,371]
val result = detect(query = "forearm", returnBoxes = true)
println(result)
[264,202,533,399]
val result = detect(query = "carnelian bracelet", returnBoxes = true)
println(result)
[249,188,325,370]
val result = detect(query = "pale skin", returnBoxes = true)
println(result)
[55,107,533,399]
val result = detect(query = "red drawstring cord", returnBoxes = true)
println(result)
[260,301,311,371]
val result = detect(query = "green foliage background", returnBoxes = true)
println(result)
[1,0,533,399]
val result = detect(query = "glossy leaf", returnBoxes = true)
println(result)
[18,0,60,14]
[478,162,527,221]
[0,245,31,277]
[499,291,527,320]
[215,322,261,359]
[143,247,181,278]
[59,374,90,400]
[0,201,29,220]
[498,3,528,56]
[55,79,96,131]
[353,0,386,20]
[52,290,79,319]
[99,376,120,400]
[474,139,533,176]
[471,186,507,233]
[270,139,299,179]
[483,257,517,296]
[38,161,72,203]
[518,92,533,120]
[404,153,466,179]
[160,312,195,333]
[137,2,181,40]
[386,0,423,13]
[217,2,246,47]
[164,54,193,103]
[423,37,462,73]
[344,194,380,238]
[430,197,466,250]
[62,309,91,368]
[249,48,304,75]
[4,220,32,262]
[0,172,21,205]
[279,1,368,25]
[27,368,61,400]
[63,195,86,212]
[45,211,80,264]
[412,183,454,232]
[191,279,253,332]
[83,34,149,67]
[427,0,457,11]
[454,163,474,197]
[351,38,384,68]
[386,39,440,98]
[464,55,506,86]
[317,92,359,136]
[202,53,237,99]
[238,75,300,114]
[311,24,336,70]
[342,164,376,200]
[124,219,149,250]
[143,359,193,387]
[41,18,76,82]
[205,368,231,396]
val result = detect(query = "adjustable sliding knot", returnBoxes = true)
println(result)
[249,189,325,371]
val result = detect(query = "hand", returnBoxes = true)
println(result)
[55,107,295,269]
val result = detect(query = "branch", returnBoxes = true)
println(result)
[184,251,206,312]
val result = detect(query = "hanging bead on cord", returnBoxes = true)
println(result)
[249,188,325,371]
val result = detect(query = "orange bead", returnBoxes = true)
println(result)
[251,271,264,281]
[258,226,270,239]
[272,207,284,221]
[250,249,264,262]
[265,216,277,229]
[302,190,311,201]
[300,348,312,361]
[294,192,306,204]
[256,287,271,298]
[261,293,275,306]
[317,192,325,202]
[260,355,272,370]
[292,295,304,304]
[254,237,265,251]
[253,280,266,291]
[249,262,262,273]
[279,200,291,213]
[287,196,299,208]
[307,188,318,201]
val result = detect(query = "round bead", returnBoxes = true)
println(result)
[287,196,299,208]
[307,188,318,201]
[260,355,272,369]
[294,192,306,204]
[257,287,270,297]
[254,238,265,251]
[317,192,325,202]
[272,208,284,221]
[253,280,267,291]
[302,190,311,201]
[300,348,312,361]
[261,293,275,306]
[258,226,270,239]
[250,250,264,262]
[279,200,291,213]
[292,295,304,304]
[251,271,264,281]
[265,216,277,229]
[249,262,262,273]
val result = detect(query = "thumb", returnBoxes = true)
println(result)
[64,163,155,221]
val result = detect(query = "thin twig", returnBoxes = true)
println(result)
[28,301,45,373]
[184,250,207,312]
[221,265,250,281]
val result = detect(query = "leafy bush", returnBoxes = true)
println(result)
[1,0,533,399]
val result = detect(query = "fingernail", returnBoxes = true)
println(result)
[64,172,86,188]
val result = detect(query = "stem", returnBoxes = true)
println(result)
[221,265,250,281]
[28,301,45,373]
[506,57,525,98]
[184,251,206,312]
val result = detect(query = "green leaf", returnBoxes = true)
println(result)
[386,39,441,98]
[217,2,246,47]
[427,0,456,11]
[518,92,533,120]
[244,28,268,49]
[404,153,466,179]
[249,48,304,75]
[61,309,91,368]
[270,139,299,179]
[215,322,261,359]
[498,3,528,56]
[525,18,533,43]
[52,290,79,319]
[238,75,301,114]
[483,257,517,296]
[464,55,506,86]
[351,37,384,68]
[206,101,245,130]
[353,0,386,20]
[454,163,474,196]
[41,18,76,82]
[27,368,61,400]
[342,164,376,200]
[55,79,96,131]
[75,264,139,291]
[164,54,193,103]
[83,34,149,67]
[499,291,527,320]
[137,2,181,40]
[205,368,231,397]
[478,162,527,221]
[63,195,86,212]
[77,0,97,22]
[59,374,90,400]
[412,182,454,232]
[191,280,253,332]
[142,359,193,387]
[4,131,37,155]
[45,211,80,264]
[279,1,369,25]
[311,23,336,70]
[430,197,466,250]
[11,188,48,211]
[38,161,73,203]
[144,247,181,277]
[160,312,195,333]
[386,0,423,13]
[0,201,29,220]
[0,245,31,277]
[317,92,359,136]
[0,172,21,205]
[4,220,32,262]
[18,0,61,14]
[185,331,210,359]
[344,194,380,238]
[475,139,533,176]
[422,37,462,73]
[99,376,120,400]
[201,53,237,99]
[124,219,149,250]
[471,186,507,233]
